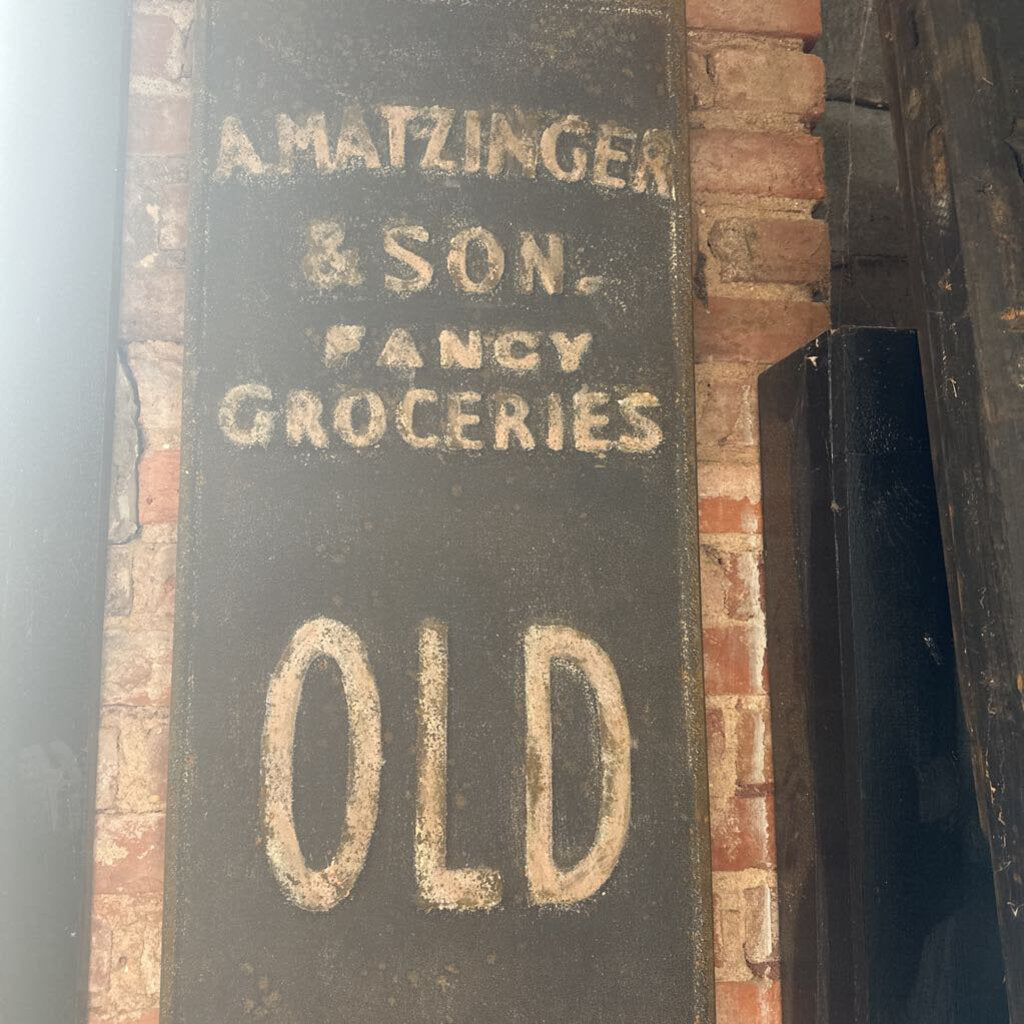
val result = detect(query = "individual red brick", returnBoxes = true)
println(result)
[698,461,762,501]
[106,545,134,618]
[736,704,773,793]
[687,0,821,44]
[127,340,184,450]
[700,545,763,621]
[131,13,182,79]
[699,495,763,534]
[743,883,779,974]
[120,263,186,342]
[159,182,189,250]
[688,47,715,111]
[138,449,180,524]
[102,628,173,707]
[709,49,825,122]
[699,462,762,533]
[708,217,829,286]
[93,813,165,895]
[715,980,783,1024]
[712,891,725,969]
[695,363,760,450]
[131,542,177,621]
[691,130,824,200]
[102,708,169,813]
[96,722,119,811]
[89,895,163,1018]
[127,95,190,156]
[713,889,743,972]
[711,794,775,871]
[121,156,189,264]
[703,624,766,695]
[89,910,113,999]
[706,705,727,776]
[694,296,830,363]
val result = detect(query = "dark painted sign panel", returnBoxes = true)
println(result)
[163,1,711,1021]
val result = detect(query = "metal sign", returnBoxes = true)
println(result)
[163,1,712,1020]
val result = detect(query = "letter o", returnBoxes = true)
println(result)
[261,618,383,912]
[333,390,387,447]
[447,226,505,293]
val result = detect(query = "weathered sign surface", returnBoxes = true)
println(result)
[163,1,711,1021]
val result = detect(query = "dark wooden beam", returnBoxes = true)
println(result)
[878,2,1024,1017]
[760,328,1008,1024]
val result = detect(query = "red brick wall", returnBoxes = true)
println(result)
[88,3,827,1021]
[689,2,828,1018]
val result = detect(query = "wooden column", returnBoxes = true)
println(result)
[878,2,1024,1016]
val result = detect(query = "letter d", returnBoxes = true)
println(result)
[523,625,631,905]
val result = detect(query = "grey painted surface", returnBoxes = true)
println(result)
[161,2,713,1022]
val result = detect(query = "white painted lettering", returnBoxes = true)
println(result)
[334,105,382,169]
[396,389,440,449]
[487,110,538,178]
[539,115,589,183]
[334,391,388,446]
[215,116,265,180]
[439,328,483,370]
[419,107,459,174]
[324,324,365,366]
[447,227,505,293]
[546,393,564,451]
[303,220,363,289]
[617,392,663,453]
[276,113,334,173]
[494,393,535,450]
[219,383,276,447]
[493,330,540,372]
[286,390,329,448]
[445,391,483,451]
[523,625,631,905]
[378,105,417,168]
[593,123,635,190]
[383,225,433,294]
[213,108,674,200]
[631,129,673,198]
[464,110,482,173]
[549,331,592,373]
[573,389,613,453]
[516,233,564,295]
[261,618,382,912]
[416,622,503,909]
[377,328,424,370]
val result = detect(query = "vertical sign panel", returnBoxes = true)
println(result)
[163,1,711,1021]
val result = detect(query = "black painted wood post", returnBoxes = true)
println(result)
[760,328,1009,1024]
[877,3,1024,1016]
